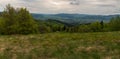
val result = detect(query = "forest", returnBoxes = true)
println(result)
[0,5,120,35]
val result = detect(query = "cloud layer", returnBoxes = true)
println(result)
[0,0,120,15]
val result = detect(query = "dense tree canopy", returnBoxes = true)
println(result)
[109,16,120,31]
[0,4,39,34]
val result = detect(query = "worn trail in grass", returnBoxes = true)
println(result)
[0,32,120,59]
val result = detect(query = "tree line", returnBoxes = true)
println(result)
[0,5,120,35]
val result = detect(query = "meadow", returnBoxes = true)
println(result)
[0,31,120,59]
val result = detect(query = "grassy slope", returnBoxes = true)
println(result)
[0,32,120,59]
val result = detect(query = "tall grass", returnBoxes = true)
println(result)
[0,31,120,59]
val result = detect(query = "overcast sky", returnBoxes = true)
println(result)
[0,0,120,15]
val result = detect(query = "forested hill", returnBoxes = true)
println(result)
[0,11,120,24]
[32,13,120,24]
[0,12,119,24]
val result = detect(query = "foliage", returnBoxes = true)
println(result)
[0,17,6,34]
[109,16,120,31]
[0,4,120,34]
[90,21,102,32]
[78,25,92,32]
[0,4,39,34]
[38,24,51,33]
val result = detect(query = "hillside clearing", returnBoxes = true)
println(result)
[0,32,120,59]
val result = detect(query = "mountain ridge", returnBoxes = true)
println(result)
[32,13,120,24]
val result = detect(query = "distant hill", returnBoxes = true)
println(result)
[32,13,120,24]
[0,12,119,24]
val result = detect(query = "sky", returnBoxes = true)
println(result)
[0,0,120,15]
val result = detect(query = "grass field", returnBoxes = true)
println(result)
[0,32,120,59]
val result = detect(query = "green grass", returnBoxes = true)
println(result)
[0,31,120,59]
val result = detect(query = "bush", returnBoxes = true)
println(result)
[0,4,39,34]
[109,16,120,31]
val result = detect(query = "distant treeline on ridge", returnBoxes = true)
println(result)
[0,4,120,35]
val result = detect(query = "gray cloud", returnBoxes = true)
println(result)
[97,4,116,7]
[0,0,120,15]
